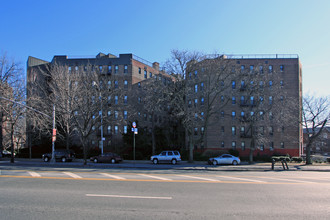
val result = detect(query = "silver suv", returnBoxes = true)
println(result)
[150,151,181,165]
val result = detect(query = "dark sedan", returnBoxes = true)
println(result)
[90,152,123,164]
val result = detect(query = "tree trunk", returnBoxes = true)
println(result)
[10,129,15,163]
[188,133,194,163]
[305,142,312,165]
[249,139,254,164]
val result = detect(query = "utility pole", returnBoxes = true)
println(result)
[51,104,56,163]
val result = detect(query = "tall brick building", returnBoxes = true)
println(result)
[185,54,303,158]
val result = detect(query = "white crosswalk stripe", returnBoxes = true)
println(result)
[100,173,126,180]
[28,171,41,177]
[63,172,82,179]
[177,175,218,182]
[217,175,266,183]
[139,174,172,181]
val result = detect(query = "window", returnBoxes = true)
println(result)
[188,100,192,107]
[194,98,198,107]
[107,81,111,88]
[260,126,264,135]
[259,81,264,89]
[138,97,142,103]
[138,67,141,74]
[269,81,273,89]
[75,66,78,71]
[241,65,245,72]
[221,111,224,118]
[194,113,198,120]
[124,126,127,134]
[194,127,198,135]
[194,70,198,78]
[108,65,112,73]
[221,96,224,103]
[240,126,245,135]
[221,126,224,133]
[268,65,273,73]
[201,97,205,105]
[201,112,204,119]
[241,142,245,151]
[259,66,263,74]
[280,80,284,87]
[269,126,273,135]
[269,96,273,105]
[124,65,128,73]
[232,111,236,119]
[195,84,198,93]
[232,96,236,104]
[280,65,284,72]
[259,96,264,104]
[107,125,111,134]
[188,72,192,79]
[107,96,111,104]
[124,80,128,89]
[115,96,118,104]
[232,126,236,135]
[259,111,264,120]
[92,126,95,131]
[281,142,284,149]
[241,80,245,89]
[240,111,245,118]
[114,80,118,88]
[124,96,127,104]
[250,96,255,105]
[138,82,141,88]
[232,81,236,89]
[84,66,87,71]
[269,111,273,120]
[240,96,245,105]
[221,141,225,148]
[250,65,254,73]
[114,111,118,119]
[114,126,118,134]
[149,72,152,78]
[99,65,103,72]
[107,110,111,116]
[144,69,147,78]
[123,111,128,119]
[115,65,118,73]
[232,141,236,150]
[260,145,264,151]
[270,142,274,151]
[201,82,204,91]
[68,66,72,73]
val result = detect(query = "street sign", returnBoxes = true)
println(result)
[132,122,136,128]
[134,128,138,134]
[52,129,56,136]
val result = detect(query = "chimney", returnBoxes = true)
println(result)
[152,62,159,71]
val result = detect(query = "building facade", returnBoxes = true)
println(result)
[186,54,303,158]
[27,53,173,154]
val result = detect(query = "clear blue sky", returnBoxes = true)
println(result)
[1,0,329,96]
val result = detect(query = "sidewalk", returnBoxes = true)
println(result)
[1,158,330,172]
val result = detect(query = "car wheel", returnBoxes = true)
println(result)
[61,157,67,163]
[171,159,177,165]
[232,160,238,166]
[153,159,158,165]
[44,157,49,162]
[212,160,218,166]
[93,158,98,163]
[111,158,116,164]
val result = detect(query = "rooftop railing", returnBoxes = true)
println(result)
[205,54,299,59]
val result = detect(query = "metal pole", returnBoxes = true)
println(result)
[100,91,103,154]
[51,104,56,163]
[133,132,135,161]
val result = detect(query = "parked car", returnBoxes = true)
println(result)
[42,149,76,162]
[2,150,15,158]
[208,154,241,165]
[151,151,181,165]
[90,152,122,164]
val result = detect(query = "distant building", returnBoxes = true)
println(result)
[303,127,330,156]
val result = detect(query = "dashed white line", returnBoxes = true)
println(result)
[28,171,41,177]
[63,172,82,179]
[177,175,218,182]
[139,174,172,181]
[86,194,172,200]
[217,175,266,183]
[100,173,126,180]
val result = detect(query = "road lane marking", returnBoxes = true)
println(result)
[86,194,172,200]
[100,173,126,180]
[217,175,266,183]
[177,175,218,182]
[28,171,41,177]
[63,172,82,179]
[258,176,317,184]
[139,174,172,181]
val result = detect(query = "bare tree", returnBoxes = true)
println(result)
[0,52,25,162]
[302,95,330,164]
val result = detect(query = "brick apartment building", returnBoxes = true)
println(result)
[27,53,174,155]
[185,54,303,158]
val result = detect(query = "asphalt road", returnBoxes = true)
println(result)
[1,167,330,220]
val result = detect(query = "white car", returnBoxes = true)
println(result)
[208,154,240,165]
[151,151,181,165]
